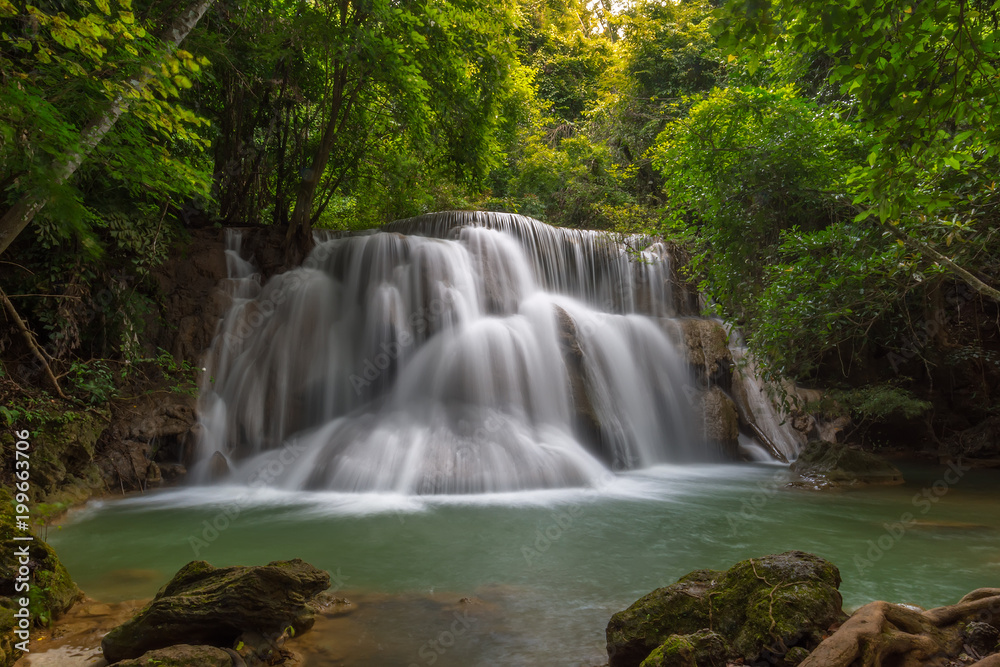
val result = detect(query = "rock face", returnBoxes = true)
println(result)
[553,305,606,462]
[607,551,845,667]
[790,440,904,487]
[0,408,106,505]
[101,558,330,664]
[699,387,739,449]
[669,318,733,391]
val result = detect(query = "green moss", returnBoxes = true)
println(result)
[607,552,845,667]
[0,488,82,629]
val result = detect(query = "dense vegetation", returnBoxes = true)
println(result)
[2,0,999,445]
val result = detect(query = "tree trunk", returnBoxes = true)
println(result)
[0,0,217,257]
[284,66,354,265]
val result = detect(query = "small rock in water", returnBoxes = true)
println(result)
[789,440,904,488]
[207,451,230,481]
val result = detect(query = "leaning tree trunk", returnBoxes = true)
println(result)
[0,0,217,257]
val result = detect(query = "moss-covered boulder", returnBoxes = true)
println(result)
[790,440,904,487]
[607,569,721,667]
[111,643,235,666]
[639,629,727,667]
[0,488,82,624]
[607,551,845,667]
[101,558,330,664]
[709,550,844,660]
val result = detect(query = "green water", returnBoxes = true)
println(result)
[50,462,1000,666]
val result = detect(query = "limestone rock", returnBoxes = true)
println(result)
[112,643,236,667]
[790,440,904,487]
[670,319,733,390]
[607,551,845,667]
[699,387,739,447]
[101,559,330,664]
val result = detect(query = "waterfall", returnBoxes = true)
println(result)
[195,212,710,493]
[729,345,806,462]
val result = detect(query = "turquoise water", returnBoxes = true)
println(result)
[50,462,1000,666]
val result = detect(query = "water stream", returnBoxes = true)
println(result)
[49,462,1000,665]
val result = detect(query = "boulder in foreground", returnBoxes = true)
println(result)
[101,558,329,664]
[607,551,845,667]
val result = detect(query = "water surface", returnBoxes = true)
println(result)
[51,462,1000,666]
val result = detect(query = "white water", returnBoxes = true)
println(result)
[196,213,709,493]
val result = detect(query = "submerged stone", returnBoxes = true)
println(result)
[101,558,329,663]
[790,440,904,487]
[607,551,845,667]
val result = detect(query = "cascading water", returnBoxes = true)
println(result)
[196,212,708,493]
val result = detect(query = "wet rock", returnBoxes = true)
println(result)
[711,550,844,660]
[670,319,733,390]
[159,462,188,482]
[208,451,230,481]
[639,629,726,667]
[101,559,330,664]
[146,461,163,488]
[607,569,721,667]
[553,305,606,463]
[699,387,739,450]
[607,551,845,667]
[790,440,904,487]
[112,643,236,667]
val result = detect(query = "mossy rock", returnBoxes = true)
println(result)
[607,569,722,667]
[709,551,845,660]
[0,605,20,667]
[607,552,846,667]
[111,643,235,666]
[0,408,107,502]
[0,487,82,627]
[101,558,330,664]
[790,440,904,486]
[640,629,727,667]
